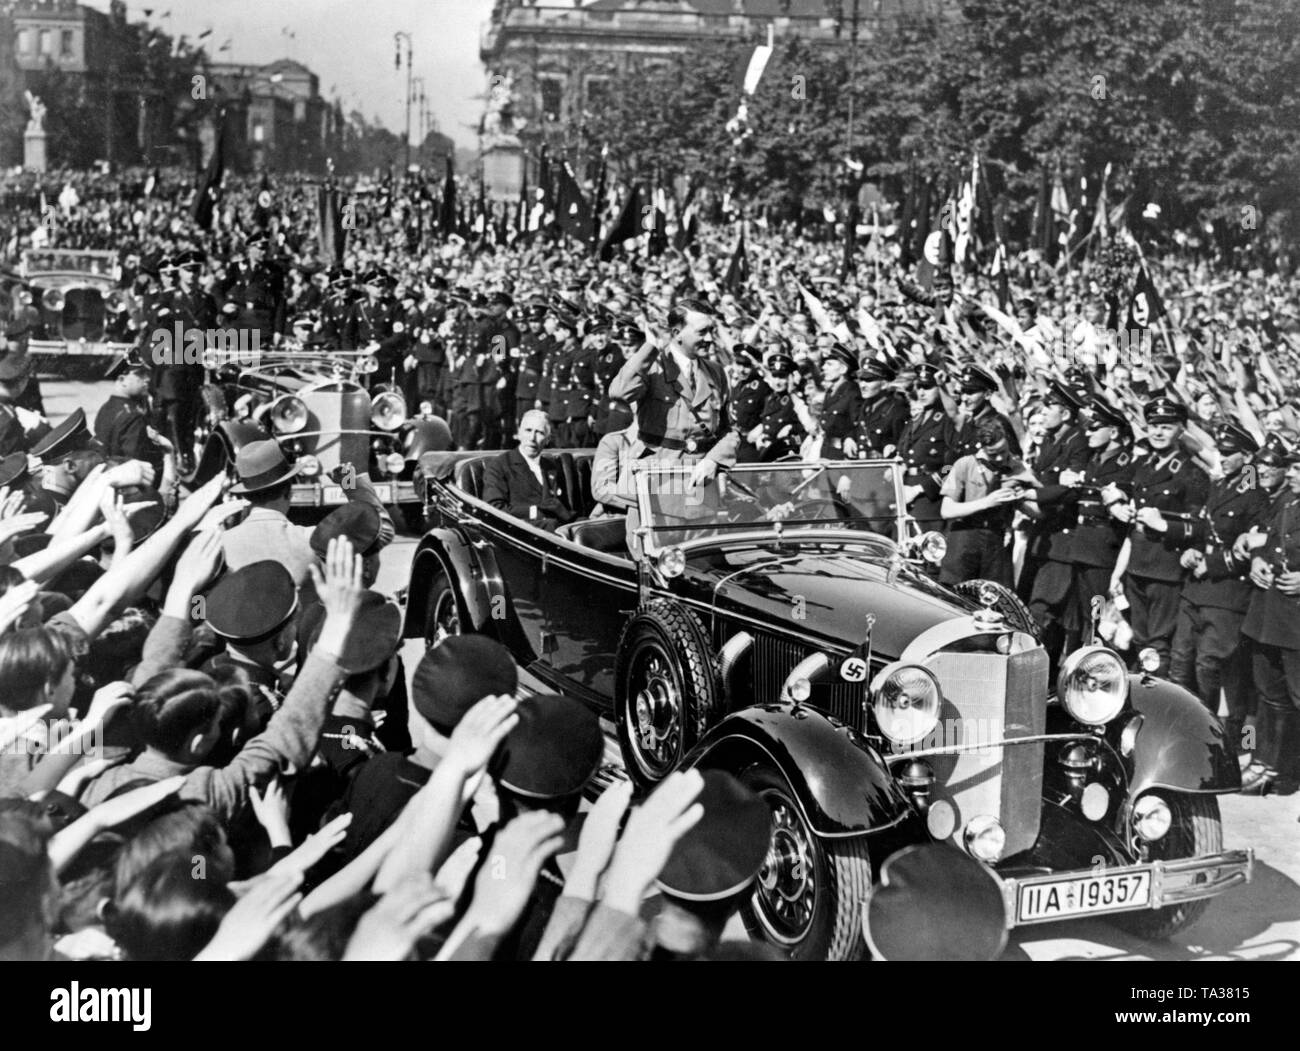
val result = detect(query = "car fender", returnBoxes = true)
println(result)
[401,531,498,640]
[403,416,453,460]
[1123,676,1242,797]
[684,703,912,837]
[189,419,267,485]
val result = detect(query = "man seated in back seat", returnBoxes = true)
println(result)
[482,409,576,531]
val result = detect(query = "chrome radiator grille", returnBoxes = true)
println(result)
[921,647,1049,858]
[750,633,862,729]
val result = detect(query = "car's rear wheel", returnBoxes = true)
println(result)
[738,763,872,961]
[424,567,463,649]
[614,600,718,789]
[1112,793,1221,940]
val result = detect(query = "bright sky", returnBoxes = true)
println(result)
[82,0,496,147]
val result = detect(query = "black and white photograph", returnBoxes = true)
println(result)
[0,0,1296,999]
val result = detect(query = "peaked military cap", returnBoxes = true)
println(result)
[412,636,518,735]
[310,502,383,560]
[30,409,97,460]
[656,770,773,903]
[959,365,999,394]
[205,561,296,642]
[1143,395,1188,425]
[824,342,858,372]
[1212,421,1259,454]
[300,591,401,675]
[858,357,897,382]
[495,693,603,801]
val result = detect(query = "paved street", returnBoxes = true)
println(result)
[48,378,1300,960]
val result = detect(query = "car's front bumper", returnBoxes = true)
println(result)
[999,849,1254,927]
[29,338,134,357]
[289,479,417,507]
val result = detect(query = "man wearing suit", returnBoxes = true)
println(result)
[482,410,575,531]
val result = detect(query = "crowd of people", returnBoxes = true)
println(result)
[0,162,1298,961]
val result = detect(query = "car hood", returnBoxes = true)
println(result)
[699,545,968,660]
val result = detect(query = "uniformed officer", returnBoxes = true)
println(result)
[1024,379,1091,669]
[1064,398,1136,647]
[607,298,740,485]
[812,343,863,460]
[897,364,957,532]
[853,358,909,458]
[1170,422,1271,734]
[1240,452,1300,793]
[749,352,804,463]
[401,275,449,416]
[0,337,34,458]
[588,318,626,439]
[476,291,520,448]
[1110,397,1211,675]
[514,303,550,423]
[539,307,596,449]
[220,232,287,347]
[352,270,408,385]
[158,250,215,473]
[729,345,768,463]
[94,352,167,477]
[953,365,1016,460]
[318,267,357,350]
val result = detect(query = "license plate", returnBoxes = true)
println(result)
[322,484,393,504]
[1017,870,1151,922]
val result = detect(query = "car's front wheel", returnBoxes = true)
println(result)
[424,567,463,649]
[738,763,872,961]
[1112,793,1222,940]
[614,600,718,789]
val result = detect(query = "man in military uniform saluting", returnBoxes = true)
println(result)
[853,358,909,458]
[319,267,357,350]
[607,299,739,546]
[896,364,957,533]
[1170,422,1271,736]
[220,232,287,348]
[1110,397,1210,675]
[94,352,168,478]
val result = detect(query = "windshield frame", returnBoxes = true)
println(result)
[632,458,909,556]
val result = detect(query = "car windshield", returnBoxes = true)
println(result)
[634,460,904,551]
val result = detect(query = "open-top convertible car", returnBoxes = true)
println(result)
[3,249,136,379]
[403,452,1253,960]
[189,346,451,517]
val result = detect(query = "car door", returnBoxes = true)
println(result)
[469,505,554,667]
[541,535,638,705]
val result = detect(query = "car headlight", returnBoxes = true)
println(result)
[1132,794,1171,842]
[1057,645,1129,726]
[371,390,407,431]
[919,531,946,565]
[870,661,942,747]
[269,395,308,434]
[657,546,685,579]
[383,452,405,475]
[42,287,65,311]
[297,454,321,477]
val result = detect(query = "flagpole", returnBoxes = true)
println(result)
[1129,236,1177,360]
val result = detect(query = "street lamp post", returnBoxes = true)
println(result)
[394,31,413,172]
[411,76,426,163]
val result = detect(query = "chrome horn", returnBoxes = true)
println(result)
[104,288,130,314]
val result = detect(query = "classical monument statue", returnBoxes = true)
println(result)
[480,69,526,202]
[24,92,48,173]
[24,91,47,135]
